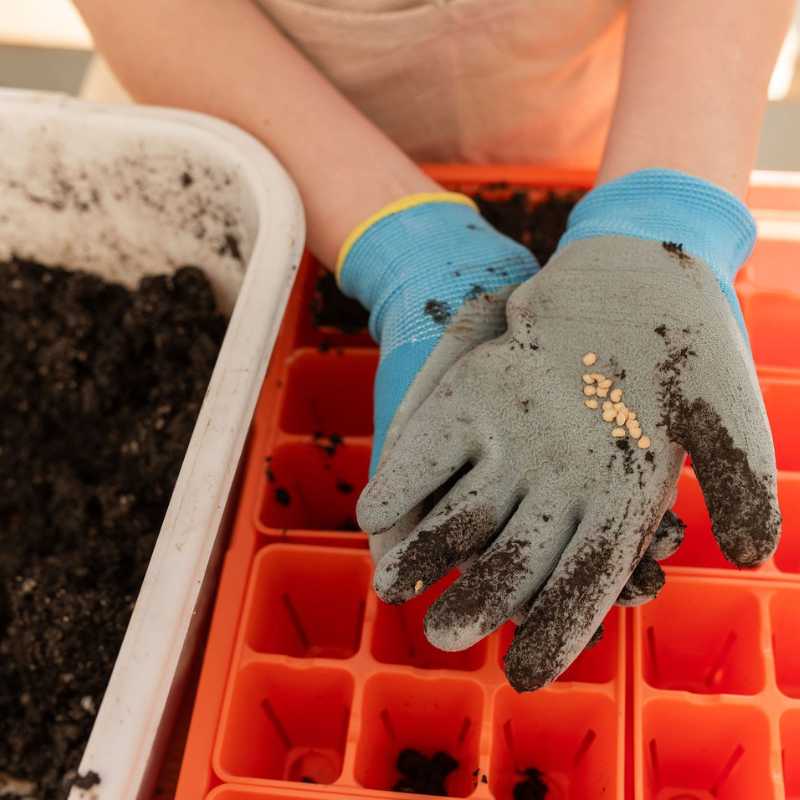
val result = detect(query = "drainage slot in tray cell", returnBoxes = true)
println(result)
[371,571,487,672]
[216,663,353,784]
[641,581,764,695]
[245,546,370,659]
[782,710,800,799]
[489,686,617,800]
[772,589,800,698]
[643,700,772,800]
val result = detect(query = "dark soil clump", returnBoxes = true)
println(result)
[513,767,548,800]
[474,189,582,265]
[310,190,581,333]
[311,271,369,333]
[392,748,459,796]
[0,257,226,799]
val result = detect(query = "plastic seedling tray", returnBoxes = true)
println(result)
[176,166,800,800]
[0,89,305,800]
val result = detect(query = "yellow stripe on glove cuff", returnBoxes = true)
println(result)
[335,192,478,282]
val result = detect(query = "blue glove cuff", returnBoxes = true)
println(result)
[339,198,538,351]
[559,168,757,286]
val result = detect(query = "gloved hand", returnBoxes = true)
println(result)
[338,190,684,608]
[357,170,781,692]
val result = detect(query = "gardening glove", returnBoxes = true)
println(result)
[339,191,685,608]
[358,169,781,692]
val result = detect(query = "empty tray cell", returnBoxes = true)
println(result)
[665,470,739,571]
[490,686,618,800]
[783,710,800,800]
[354,673,483,797]
[640,580,763,695]
[746,239,800,292]
[761,378,800,471]
[216,663,353,784]
[772,589,800,698]
[775,477,800,573]
[245,546,371,659]
[261,442,369,530]
[746,291,800,369]
[279,349,377,436]
[371,571,487,671]
[498,608,620,685]
[642,700,773,800]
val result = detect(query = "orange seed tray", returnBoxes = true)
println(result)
[175,167,800,800]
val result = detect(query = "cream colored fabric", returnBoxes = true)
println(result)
[255,0,627,167]
[82,0,627,168]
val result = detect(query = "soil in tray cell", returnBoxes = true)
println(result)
[0,257,225,798]
[354,674,483,797]
[490,687,617,800]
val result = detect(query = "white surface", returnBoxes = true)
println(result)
[0,0,91,49]
[0,89,305,800]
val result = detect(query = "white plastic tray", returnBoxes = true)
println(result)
[0,89,305,800]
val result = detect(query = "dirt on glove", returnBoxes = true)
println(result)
[311,190,581,334]
[0,257,226,799]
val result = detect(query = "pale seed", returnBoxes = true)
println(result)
[596,387,609,398]
[591,373,604,382]
[585,399,599,409]
[638,436,651,449]
[414,580,424,593]
[602,409,617,422]
[583,385,597,396]
[582,352,597,366]
[613,402,625,411]
[616,411,628,426]
[610,389,623,402]
[611,427,626,438]
[598,379,613,389]
[628,411,637,421]
[583,374,595,384]
[602,401,614,412]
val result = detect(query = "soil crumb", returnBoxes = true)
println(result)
[392,748,459,796]
[514,767,548,800]
[0,257,226,799]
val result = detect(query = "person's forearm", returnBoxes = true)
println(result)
[74,0,438,267]
[598,0,794,198]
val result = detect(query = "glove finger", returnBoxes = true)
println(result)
[679,398,780,567]
[372,460,518,603]
[647,509,686,561]
[504,495,664,692]
[423,493,579,651]
[616,556,666,607]
[380,287,515,464]
[357,402,474,534]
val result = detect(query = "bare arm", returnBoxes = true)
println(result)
[74,0,439,267]
[599,0,794,198]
